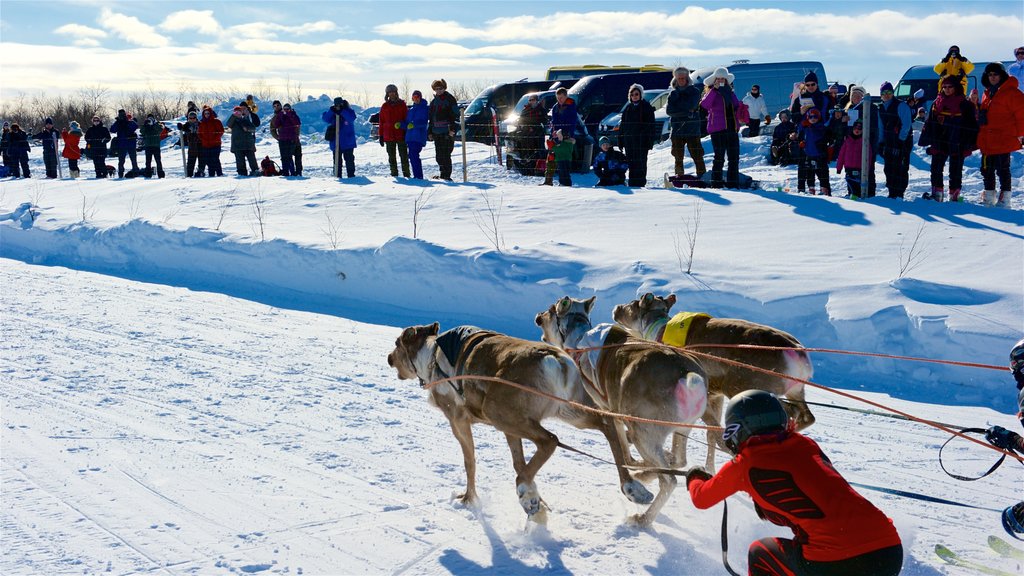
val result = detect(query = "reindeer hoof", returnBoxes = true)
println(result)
[628,512,655,528]
[623,480,654,505]
[517,483,543,516]
[529,507,549,525]
[453,491,478,507]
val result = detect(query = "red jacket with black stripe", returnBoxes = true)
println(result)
[688,432,901,562]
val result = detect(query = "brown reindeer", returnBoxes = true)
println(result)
[613,292,815,471]
[535,297,708,527]
[387,323,654,524]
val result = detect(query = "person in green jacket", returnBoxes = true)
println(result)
[140,114,165,178]
[226,104,261,176]
[551,129,574,186]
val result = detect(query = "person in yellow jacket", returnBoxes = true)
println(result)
[245,94,259,114]
[934,45,974,93]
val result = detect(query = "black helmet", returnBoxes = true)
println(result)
[1011,338,1024,375]
[723,390,790,454]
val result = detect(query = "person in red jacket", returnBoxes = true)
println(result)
[687,390,903,576]
[197,106,225,177]
[61,121,84,178]
[379,84,410,178]
[977,62,1024,208]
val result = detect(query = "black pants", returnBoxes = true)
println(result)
[117,147,139,176]
[386,141,410,177]
[293,141,303,175]
[332,148,355,177]
[433,134,454,180]
[186,146,200,177]
[798,155,830,192]
[43,150,58,178]
[710,130,740,188]
[982,153,1012,192]
[625,146,649,187]
[89,154,106,178]
[278,140,296,176]
[144,147,164,176]
[748,538,903,576]
[200,146,222,176]
[882,140,911,198]
[746,119,762,137]
[930,152,964,191]
[12,151,30,177]
[234,150,258,176]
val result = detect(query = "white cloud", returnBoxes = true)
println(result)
[159,10,221,35]
[98,8,168,48]
[228,20,338,40]
[54,23,108,47]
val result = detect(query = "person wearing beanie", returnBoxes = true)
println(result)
[977,62,1024,207]
[592,135,628,187]
[742,83,771,137]
[1010,46,1024,93]
[109,109,140,177]
[29,117,60,178]
[790,71,829,123]
[770,109,799,166]
[934,45,974,94]
[227,102,261,176]
[60,120,84,178]
[877,80,913,199]
[7,122,31,178]
[197,106,225,177]
[322,96,357,178]
[380,83,411,178]
[1,121,11,175]
[795,108,831,195]
[666,66,706,178]
[619,83,656,186]
[404,89,429,179]
[271,102,301,176]
[701,66,742,188]
[139,113,165,178]
[918,76,978,202]
[428,79,459,181]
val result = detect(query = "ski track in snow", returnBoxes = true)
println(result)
[2,260,1020,575]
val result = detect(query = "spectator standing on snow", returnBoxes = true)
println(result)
[790,71,829,124]
[227,104,260,176]
[841,86,877,196]
[61,120,83,178]
[197,106,225,177]
[549,87,578,144]
[322,96,357,178]
[742,84,771,137]
[592,136,628,186]
[918,76,978,202]
[110,109,140,178]
[271,101,301,177]
[934,45,974,94]
[428,79,459,181]
[877,81,914,199]
[1009,47,1024,92]
[32,118,60,178]
[701,67,742,188]
[1,122,11,173]
[178,110,201,177]
[619,83,657,187]
[245,94,259,115]
[517,93,548,172]
[550,129,574,187]
[836,120,869,198]
[977,63,1024,208]
[687,390,903,576]
[380,84,411,178]
[796,108,831,195]
[666,66,706,178]
[8,123,31,178]
[140,114,165,178]
[84,115,110,179]
[404,90,429,179]
[825,107,846,160]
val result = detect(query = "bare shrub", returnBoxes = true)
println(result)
[80,191,97,223]
[413,189,435,239]
[215,188,237,231]
[671,199,704,275]
[897,223,930,279]
[127,194,142,220]
[472,191,506,253]
[249,184,268,242]
[320,209,344,250]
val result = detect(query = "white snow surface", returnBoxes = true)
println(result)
[1,133,1023,575]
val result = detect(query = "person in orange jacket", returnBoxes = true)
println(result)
[977,62,1024,208]
[687,390,903,576]
[379,84,410,178]
[61,121,84,178]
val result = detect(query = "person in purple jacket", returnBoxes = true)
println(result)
[271,101,301,176]
[700,67,742,188]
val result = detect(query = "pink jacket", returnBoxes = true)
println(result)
[836,134,866,173]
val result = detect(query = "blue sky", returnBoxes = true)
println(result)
[1,0,1021,105]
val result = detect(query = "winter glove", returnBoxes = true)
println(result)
[394,122,401,130]
[379,138,385,147]
[764,116,772,125]
[427,133,433,141]
[406,123,414,130]
[986,426,1023,451]
[685,466,712,488]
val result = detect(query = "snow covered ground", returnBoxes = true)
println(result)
[2,131,1023,575]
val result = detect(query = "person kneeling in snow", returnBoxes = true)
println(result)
[592,136,628,186]
[687,390,903,576]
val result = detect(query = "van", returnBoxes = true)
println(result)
[502,90,594,175]
[546,64,669,82]
[461,79,574,144]
[690,61,828,118]
[895,61,1012,110]
[567,71,674,139]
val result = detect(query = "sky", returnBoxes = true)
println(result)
[1,0,1022,105]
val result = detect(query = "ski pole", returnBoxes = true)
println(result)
[180,126,187,176]
[334,113,340,178]
[54,131,63,179]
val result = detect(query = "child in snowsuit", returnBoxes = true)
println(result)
[140,114,165,178]
[32,118,60,178]
[592,136,628,186]
[797,108,831,195]
[836,121,869,198]
[61,121,83,178]
[550,130,574,186]
[687,390,903,576]
[770,110,799,166]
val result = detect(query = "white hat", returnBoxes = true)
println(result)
[703,67,735,87]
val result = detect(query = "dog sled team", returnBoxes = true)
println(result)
[388,292,904,576]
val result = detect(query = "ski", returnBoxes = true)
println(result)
[988,534,1024,561]
[935,544,1018,576]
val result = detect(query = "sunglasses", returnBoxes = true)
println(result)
[942,85,955,90]
[804,82,817,87]
[881,90,894,95]
[987,72,1002,76]
[1016,51,1024,56]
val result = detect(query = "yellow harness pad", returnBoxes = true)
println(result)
[662,312,711,347]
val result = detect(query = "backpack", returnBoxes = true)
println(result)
[260,156,280,176]
[324,124,335,142]
[736,102,751,125]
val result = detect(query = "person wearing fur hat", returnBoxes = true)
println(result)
[934,45,974,94]
[1009,47,1024,93]
[977,62,1024,207]
[83,116,111,178]
[7,123,30,178]
[789,71,829,124]
[1,122,11,174]
[592,136,628,186]
[666,66,706,178]
[110,109,140,178]
[428,79,459,181]
[197,106,225,177]
[61,121,84,178]
[619,83,657,186]
[32,118,60,178]
[139,114,166,178]
[877,81,914,199]
[322,96,357,178]
[701,66,742,188]
[404,90,429,179]
[918,76,978,202]
[379,84,411,178]
[796,108,831,195]
[742,84,771,137]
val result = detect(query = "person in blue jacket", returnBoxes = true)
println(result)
[592,136,628,186]
[549,87,577,142]
[322,96,357,178]
[404,90,429,179]
[796,108,831,195]
[110,109,139,178]
[876,81,914,199]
